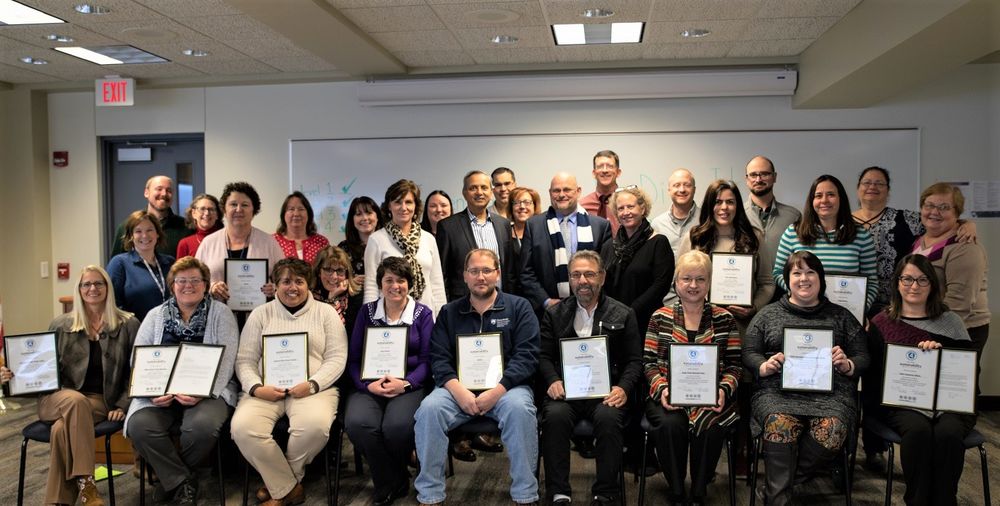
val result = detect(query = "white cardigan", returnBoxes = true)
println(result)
[362,228,446,317]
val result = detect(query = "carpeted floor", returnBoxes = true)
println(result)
[1,395,996,505]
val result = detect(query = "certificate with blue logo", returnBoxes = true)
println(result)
[456,333,503,391]
[129,345,180,398]
[882,345,976,414]
[710,253,754,307]
[668,343,720,406]
[560,336,611,400]
[225,259,269,311]
[781,328,834,392]
[361,326,409,380]
[263,332,309,389]
[3,332,59,396]
[825,273,867,324]
[166,343,225,398]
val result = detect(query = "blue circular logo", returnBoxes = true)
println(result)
[906,350,917,361]
[728,257,736,265]
[242,264,250,272]
[474,339,483,348]
[383,331,390,338]
[840,280,849,288]
[688,350,698,359]
[281,339,289,348]
[803,333,813,343]
[153,350,161,358]
[26,339,35,348]
[579,343,588,353]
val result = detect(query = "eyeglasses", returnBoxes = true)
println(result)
[321,267,347,276]
[921,202,954,213]
[569,271,600,280]
[465,267,497,276]
[677,276,708,285]
[898,275,931,287]
[194,207,217,214]
[859,180,888,188]
[746,172,774,180]
[513,199,534,208]
[80,281,107,290]
[613,184,638,193]
[173,278,205,286]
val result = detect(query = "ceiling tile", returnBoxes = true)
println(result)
[257,55,339,73]
[742,16,839,40]
[326,0,424,7]
[79,18,212,46]
[133,0,244,17]
[177,58,280,75]
[645,20,749,43]
[727,38,812,57]
[111,61,206,79]
[466,47,557,64]
[543,0,654,24]
[371,30,462,52]
[757,0,862,19]
[340,6,447,33]
[0,48,111,80]
[176,15,289,41]
[431,2,545,29]
[642,41,733,59]
[650,0,763,22]
[453,26,553,49]
[139,40,250,61]
[393,49,476,67]
[427,0,528,4]
[0,36,46,53]
[0,62,63,83]
[27,0,165,24]
[222,39,311,59]
[554,43,645,63]
[0,24,119,48]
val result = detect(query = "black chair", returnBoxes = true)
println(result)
[17,419,123,506]
[136,430,226,506]
[638,416,737,506]
[863,417,991,506]
[446,416,500,478]
[747,422,856,506]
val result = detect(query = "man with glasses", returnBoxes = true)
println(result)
[111,175,192,257]
[414,248,541,506]
[651,168,700,258]
[581,150,622,234]
[490,167,517,218]
[538,251,641,506]
[742,156,801,274]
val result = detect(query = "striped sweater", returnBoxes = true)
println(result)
[772,225,878,308]
[643,302,742,435]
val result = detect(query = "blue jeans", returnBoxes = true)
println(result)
[414,385,539,504]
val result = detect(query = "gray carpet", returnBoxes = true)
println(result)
[1,396,996,505]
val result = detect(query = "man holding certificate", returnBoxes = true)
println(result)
[414,249,540,506]
[538,251,641,506]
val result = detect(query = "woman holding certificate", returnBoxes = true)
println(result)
[865,254,974,506]
[124,257,239,505]
[232,258,347,506]
[744,251,869,506]
[642,251,741,505]
[1,266,139,506]
[345,257,434,505]
[107,210,176,321]
[273,191,330,264]
[311,245,364,334]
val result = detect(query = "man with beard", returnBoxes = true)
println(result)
[413,249,541,506]
[650,168,700,258]
[538,251,641,506]
[110,175,191,256]
[742,156,801,271]
[490,167,517,219]
[580,150,622,234]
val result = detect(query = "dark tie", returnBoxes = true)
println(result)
[597,194,610,219]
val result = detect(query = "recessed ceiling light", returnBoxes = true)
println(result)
[582,8,614,18]
[19,56,48,65]
[45,34,75,43]
[553,22,644,45]
[681,28,711,38]
[490,35,518,45]
[0,0,65,25]
[182,48,210,57]
[73,4,110,15]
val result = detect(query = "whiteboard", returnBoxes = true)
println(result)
[290,129,920,243]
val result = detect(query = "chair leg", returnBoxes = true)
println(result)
[242,456,251,506]
[638,431,648,506]
[138,456,146,506]
[447,449,454,478]
[333,428,344,506]
[216,438,225,506]
[353,444,363,475]
[748,436,761,506]
[726,431,736,506]
[17,438,28,506]
[324,443,332,506]
[106,434,116,506]
[843,444,852,506]
[979,444,990,506]
[884,443,894,506]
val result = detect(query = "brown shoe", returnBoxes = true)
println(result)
[449,439,476,462]
[77,477,105,506]
[256,485,271,502]
[261,482,304,505]
[472,433,503,452]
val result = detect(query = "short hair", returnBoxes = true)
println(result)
[221,181,262,216]
[570,250,604,273]
[608,186,651,219]
[464,248,500,270]
[311,246,359,297]
[857,166,891,191]
[271,258,313,286]
[376,256,415,290]
[506,187,543,218]
[675,250,712,282]
[920,182,964,216]
[593,150,619,168]
[420,190,452,233]
[491,167,515,181]
[122,210,166,251]
[70,265,132,333]
[381,179,422,223]
[782,251,827,298]
[276,191,318,236]
[184,193,221,229]
[463,170,489,188]
[745,155,775,174]
[344,196,383,246]
[886,254,947,320]
[145,175,173,190]
[167,256,210,294]
[796,174,857,246]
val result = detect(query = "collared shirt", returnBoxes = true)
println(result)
[488,203,507,218]
[574,302,596,337]
[580,189,619,235]
[556,210,579,257]
[467,208,501,257]
[750,200,774,228]
[650,203,700,258]
[374,295,417,325]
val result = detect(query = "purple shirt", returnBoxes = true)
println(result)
[348,297,434,392]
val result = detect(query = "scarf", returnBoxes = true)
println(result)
[384,220,426,300]
[313,290,348,325]
[607,218,652,288]
[546,207,594,298]
[162,296,210,344]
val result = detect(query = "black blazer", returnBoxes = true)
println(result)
[435,209,513,301]
[519,210,612,312]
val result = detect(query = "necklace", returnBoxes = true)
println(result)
[87,314,104,338]
[226,228,251,259]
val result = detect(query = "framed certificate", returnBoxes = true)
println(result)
[881,344,939,411]
[559,336,611,400]
[935,349,977,414]
[3,332,60,396]
[225,258,269,311]
[781,328,834,392]
[129,345,180,398]
[668,343,721,406]
[710,253,754,306]
[262,333,309,389]
[361,326,409,380]
[825,273,867,324]
[166,343,225,397]
[456,333,504,391]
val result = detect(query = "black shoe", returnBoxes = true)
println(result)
[450,439,476,462]
[472,433,504,452]
[551,498,571,505]
[864,451,887,473]
[174,480,198,505]
[373,481,408,506]
[573,438,596,459]
[589,495,617,506]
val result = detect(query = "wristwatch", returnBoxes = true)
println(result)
[401,381,412,392]
[308,380,319,395]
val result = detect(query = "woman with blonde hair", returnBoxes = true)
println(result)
[312,245,364,334]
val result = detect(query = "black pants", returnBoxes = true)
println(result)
[344,389,424,493]
[541,398,625,500]
[884,408,976,506]
[645,400,726,501]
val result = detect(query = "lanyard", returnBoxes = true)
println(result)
[143,257,167,301]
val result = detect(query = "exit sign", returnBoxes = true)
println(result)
[95,77,134,107]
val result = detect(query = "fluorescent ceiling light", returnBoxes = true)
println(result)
[0,0,65,25]
[56,46,123,65]
[553,22,644,45]
[56,45,168,64]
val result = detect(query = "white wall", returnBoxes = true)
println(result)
[44,63,1000,392]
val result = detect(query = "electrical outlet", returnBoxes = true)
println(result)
[41,261,50,278]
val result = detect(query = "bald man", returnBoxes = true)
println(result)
[110,175,191,256]
[520,172,612,313]
[650,169,700,258]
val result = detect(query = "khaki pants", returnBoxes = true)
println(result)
[231,388,339,498]
[37,389,108,505]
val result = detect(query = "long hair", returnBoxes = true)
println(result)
[796,174,857,246]
[276,191,318,236]
[689,180,759,254]
[420,190,452,233]
[344,196,382,246]
[886,254,948,320]
[311,245,360,298]
[70,265,133,333]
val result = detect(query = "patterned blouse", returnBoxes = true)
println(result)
[855,207,922,309]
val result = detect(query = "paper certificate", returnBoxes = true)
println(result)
[825,273,868,324]
[3,332,60,396]
[262,333,309,389]
[935,349,977,414]
[559,336,611,400]
[710,253,754,306]
[361,326,409,380]
[781,328,834,392]
[456,333,504,391]
[129,345,180,398]
[225,259,269,311]
[166,343,225,397]
[881,344,939,411]
[669,343,720,406]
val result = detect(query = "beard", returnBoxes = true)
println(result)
[750,186,773,198]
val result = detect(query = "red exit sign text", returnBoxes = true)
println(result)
[95,77,135,107]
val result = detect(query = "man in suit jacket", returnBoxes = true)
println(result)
[520,172,612,313]
[437,170,513,301]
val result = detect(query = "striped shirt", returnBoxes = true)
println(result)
[772,224,878,307]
